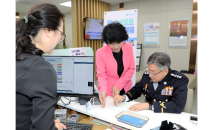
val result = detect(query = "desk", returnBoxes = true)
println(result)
[58,96,198,130]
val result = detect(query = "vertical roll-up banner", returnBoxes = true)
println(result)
[104,9,138,87]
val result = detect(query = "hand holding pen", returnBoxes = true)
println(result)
[114,91,126,106]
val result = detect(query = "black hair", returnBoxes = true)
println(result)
[101,22,129,44]
[16,3,65,60]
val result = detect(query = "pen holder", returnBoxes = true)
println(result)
[85,96,101,111]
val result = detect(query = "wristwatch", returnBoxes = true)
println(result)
[149,103,152,110]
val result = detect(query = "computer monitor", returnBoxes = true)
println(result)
[84,17,104,40]
[42,56,94,104]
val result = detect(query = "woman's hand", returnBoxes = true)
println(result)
[54,119,67,130]
[99,91,107,108]
[114,95,125,106]
[111,86,120,97]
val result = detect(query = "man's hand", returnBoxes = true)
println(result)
[54,119,67,130]
[114,95,125,106]
[128,103,149,112]
[111,86,120,97]
[99,91,107,108]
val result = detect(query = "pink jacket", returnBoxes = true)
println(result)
[96,42,136,96]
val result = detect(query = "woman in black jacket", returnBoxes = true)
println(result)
[16,3,66,130]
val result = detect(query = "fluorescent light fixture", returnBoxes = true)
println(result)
[16,16,19,18]
[60,1,71,7]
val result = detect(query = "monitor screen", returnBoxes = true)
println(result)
[84,17,104,40]
[42,56,94,97]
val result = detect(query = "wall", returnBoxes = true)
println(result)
[110,0,193,71]
[19,13,26,18]
[71,0,110,80]
[64,12,73,48]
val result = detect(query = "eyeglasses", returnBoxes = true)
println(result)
[56,29,66,42]
[145,66,163,77]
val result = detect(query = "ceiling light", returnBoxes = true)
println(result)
[60,1,71,7]
[16,16,19,18]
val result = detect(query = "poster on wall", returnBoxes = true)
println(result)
[143,21,160,48]
[104,9,138,87]
[169,19,189,48]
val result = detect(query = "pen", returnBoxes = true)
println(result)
[116,91,118,105]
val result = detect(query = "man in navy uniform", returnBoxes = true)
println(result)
[114,52,189,113]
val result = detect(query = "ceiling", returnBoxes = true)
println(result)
[16,0,138,14]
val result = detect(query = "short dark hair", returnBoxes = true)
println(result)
[16,3,65,60]
[101,22,129,44]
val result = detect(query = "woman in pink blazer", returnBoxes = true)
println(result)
[96,22,136,107]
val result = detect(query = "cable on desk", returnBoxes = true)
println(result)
[59,96,79,109]
[61,101,71,109]
[57,96,61,101]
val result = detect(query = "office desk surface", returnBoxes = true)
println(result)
[58,96,198,130]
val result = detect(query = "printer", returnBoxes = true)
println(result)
[54,109,67,122]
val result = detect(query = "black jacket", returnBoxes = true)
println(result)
[16,53,58,130]
[124,68,189,113]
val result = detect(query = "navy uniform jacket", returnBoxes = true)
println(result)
[124,68,189,113]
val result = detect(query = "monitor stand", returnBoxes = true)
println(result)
[78,93,101,105]
[78,96,92,105]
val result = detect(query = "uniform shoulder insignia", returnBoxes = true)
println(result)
[144,71,149,74]
[171,73,182,79]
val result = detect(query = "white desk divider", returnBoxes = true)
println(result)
[43,47,94,56]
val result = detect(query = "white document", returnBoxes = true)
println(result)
[136,58,140,66]
[136,49,141,57]
[105,96,137,112]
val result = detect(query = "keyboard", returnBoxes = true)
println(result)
[61,122,93,130]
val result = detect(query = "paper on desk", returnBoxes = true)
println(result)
[106,104,129,112]
[105,96,137,112]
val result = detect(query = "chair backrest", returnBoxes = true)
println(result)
[183,88,194,113]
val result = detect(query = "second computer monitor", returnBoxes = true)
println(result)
[43,56,94,97]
